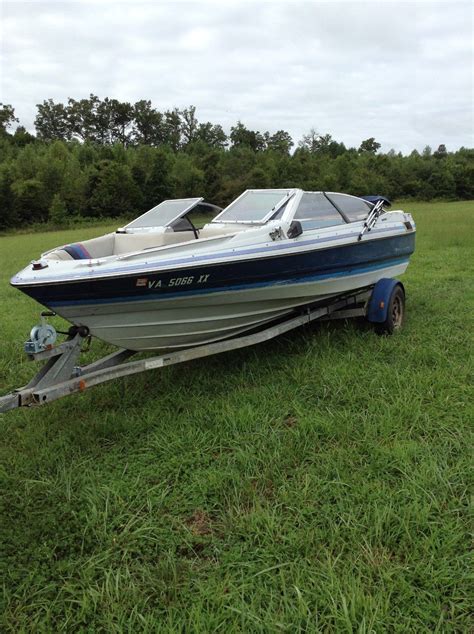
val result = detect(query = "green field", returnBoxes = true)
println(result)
[0,201,472,631]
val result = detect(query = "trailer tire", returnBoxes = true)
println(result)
[374,285,405,335]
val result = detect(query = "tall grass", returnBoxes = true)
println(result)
[0,201,472,631]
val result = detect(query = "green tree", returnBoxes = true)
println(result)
[245,166,271,189]
[451,148,474,198]
[198,147,223,202]
[49,193,68,225]
[87,161,143,217]
[67,95,100,142]
[181,106,199,145]
[298,129,344,157]
[11,126,36,147]
[2,97,474,232]
[0,164,16,229]
[132,100,166,146]
[265,130,294,154]
[298,128,320,152]
[12,144,42,181]
[35,99,71,140]
[358,137,381,154]
[144,149,175,208]
[111,100,135,146]
[163,108,182,151]
[12,178,48,222]
[433,144,448,159]
[230,122,266,152]
[195,122,228,149]
[0,104,18,135]
[172,154,205,197]
[38,141,70,196]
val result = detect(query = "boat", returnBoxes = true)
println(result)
[10,190,416,352]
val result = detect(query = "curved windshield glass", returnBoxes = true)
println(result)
[294,193,345,228]
[213,190,291,224]
[326,193,371,222]
[125,198,202,229]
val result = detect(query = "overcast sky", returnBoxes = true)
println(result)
[1,0,472,153]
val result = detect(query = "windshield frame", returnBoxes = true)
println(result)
[211,189,297,225]
[281,190,375,227]
[123,198,204,231]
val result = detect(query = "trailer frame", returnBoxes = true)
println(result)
[0,281,403,414]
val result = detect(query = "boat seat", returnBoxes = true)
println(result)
[43,248,75,261]
[44,243,92,260]
[44,233,116,260]
[43,229,198,261]
[113,230,196,255]
[64,243,92,259]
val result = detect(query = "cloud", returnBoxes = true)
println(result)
[1,0,472,153]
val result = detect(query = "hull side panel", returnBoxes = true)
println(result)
[55,259,408,350]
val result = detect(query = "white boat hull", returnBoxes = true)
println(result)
[54,259,409,351]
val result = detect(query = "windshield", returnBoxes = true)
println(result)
[125,198,202,229]
[293,193,345,228]
[325,193,371,222]
[213,190,291,224]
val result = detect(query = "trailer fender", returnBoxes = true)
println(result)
[367,278,405,323]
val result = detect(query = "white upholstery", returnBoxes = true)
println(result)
[158,231,196,246]
[113,230,196,255]
[43,229,198,261]
[80,233,115,258]
[114,232,165,255]
[44,249,74,261]
[44,233,115,260]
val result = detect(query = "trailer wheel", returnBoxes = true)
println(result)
[374,284,405,335]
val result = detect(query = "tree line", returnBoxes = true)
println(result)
[0,98,472,230]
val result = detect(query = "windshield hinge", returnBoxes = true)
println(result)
[269,226,283,241]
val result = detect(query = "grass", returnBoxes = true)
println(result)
[0,201,472,632]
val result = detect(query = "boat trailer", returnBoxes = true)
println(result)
[0,280,405,414]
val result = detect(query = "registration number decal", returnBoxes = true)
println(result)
[136,274,210,289]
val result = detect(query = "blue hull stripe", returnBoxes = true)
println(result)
[48,257,409,307]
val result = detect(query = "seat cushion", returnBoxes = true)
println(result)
[43,249,74,261]
[63,243,92,259]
